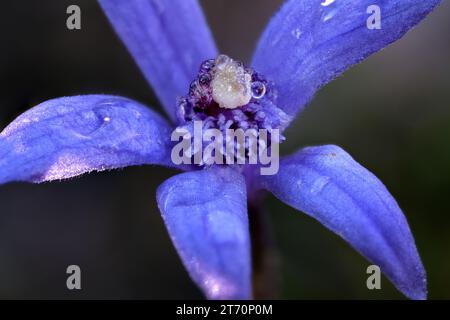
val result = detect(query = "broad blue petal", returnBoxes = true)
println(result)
[99,0,218,121]
[258,145,426,300]
[157,167,251,299]
[0,95,174,184]
[252,0,441,117]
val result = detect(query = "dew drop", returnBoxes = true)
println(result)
[322,8,338,22]
[251,81,266,99]
[291,28,302,39]
[311,176,331,195]
[321,0,336,6]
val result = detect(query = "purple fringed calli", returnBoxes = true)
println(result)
[0,0,443,300]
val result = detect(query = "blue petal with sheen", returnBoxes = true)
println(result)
[157,167,251,299]
[0,95,174,184]
[252,0,441,117]
[258,145,426,300]
[99,0,218,121]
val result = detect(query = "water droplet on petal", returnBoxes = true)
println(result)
[291,28,302,39]
[311,176,331,195]
[322,8,338,22]
[321,0,336,7]
[251,81,266,99]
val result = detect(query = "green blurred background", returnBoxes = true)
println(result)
[0,0,449,299]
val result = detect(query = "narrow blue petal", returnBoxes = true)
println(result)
[99,0,218,121]
[157,167,251,299]
[258,145,426,300]
[0,95,174,184]
[252,0,441,117]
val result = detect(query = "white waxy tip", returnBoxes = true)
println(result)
[211,55,252,109]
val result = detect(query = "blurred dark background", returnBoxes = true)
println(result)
[0,0,449,299]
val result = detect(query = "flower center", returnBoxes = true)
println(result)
[210,55,252,109]
[176,54,290,134]
[175,55,291,167]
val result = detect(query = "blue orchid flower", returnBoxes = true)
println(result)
[0,0,442,300]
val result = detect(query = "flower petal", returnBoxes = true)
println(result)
[99,0,218,121]
[157,167,251,299]
[252,0,441,117]
[0,95,174,184]
[258,145,426,300]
